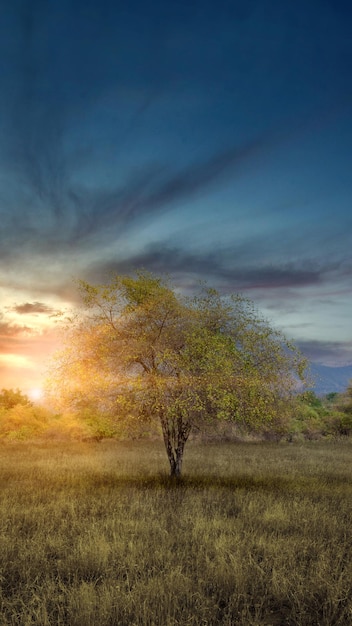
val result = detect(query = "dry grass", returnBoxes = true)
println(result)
[0,439,351,625]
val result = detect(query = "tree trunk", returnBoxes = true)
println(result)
[160,415,190,477]
[170,442,184,477]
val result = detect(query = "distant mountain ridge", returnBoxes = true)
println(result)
[310,363,352,396]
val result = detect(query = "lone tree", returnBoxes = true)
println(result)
[50,271,307,476]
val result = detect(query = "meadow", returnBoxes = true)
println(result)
[0,439,351,625]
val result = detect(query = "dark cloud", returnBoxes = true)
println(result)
[87,243,337,291]
[296,339,352,366]
[11,302,57,315]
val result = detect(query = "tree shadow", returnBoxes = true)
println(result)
[87,472,305,493]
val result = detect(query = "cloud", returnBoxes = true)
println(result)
[0,317,32,338]
[1,133,267,259]
[11,302,57,315]
[296,339,352,366]
[64,138,266,244]
[87,242,340,291]
[0,318,60,375]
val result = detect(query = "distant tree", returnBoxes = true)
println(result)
[49,272,307,476]
[331,381,352,435]
[325,392,339,403]
[0,388,32,410]
[344,380,352,409]
[299,390,324,409]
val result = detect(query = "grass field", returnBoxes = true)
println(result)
[0,439,351,625]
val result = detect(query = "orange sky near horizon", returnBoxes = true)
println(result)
[0,296,65,395]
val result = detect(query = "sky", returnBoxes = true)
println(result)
[0,0,351,394]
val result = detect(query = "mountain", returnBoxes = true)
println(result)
[309,363,352,396]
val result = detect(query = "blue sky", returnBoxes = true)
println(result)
[0,0,351,390]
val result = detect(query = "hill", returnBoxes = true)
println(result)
[310,363,352,396]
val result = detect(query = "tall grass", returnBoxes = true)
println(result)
[0,439,351,625]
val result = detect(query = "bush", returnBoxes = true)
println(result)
[0,404,50,440]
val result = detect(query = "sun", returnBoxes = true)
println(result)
[28,387,44,402]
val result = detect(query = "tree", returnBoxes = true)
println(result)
[0,388,32,410]
[328,380,352,436]
[49,271,307,476]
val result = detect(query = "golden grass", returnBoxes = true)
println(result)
[0,439,351,625]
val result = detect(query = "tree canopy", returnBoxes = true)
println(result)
[0,388,32,410]
[49,271,307,475]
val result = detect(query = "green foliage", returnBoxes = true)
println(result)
[285,387,352,441]
[335,379,352,415]
[300,390,324,410]
[0,440,351,625]
[325,391,339,403]
[289,391,327,440]
[49,271,308,474]
[323,411,352,437]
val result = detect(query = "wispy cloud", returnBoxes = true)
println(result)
[88,243,348,291]
[1,130,267,260]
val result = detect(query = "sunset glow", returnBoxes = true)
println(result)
[28,387,44,402]
[0,354,34,369]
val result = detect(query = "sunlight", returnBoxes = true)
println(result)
[28,387,44,402]
[0,354,34,368]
